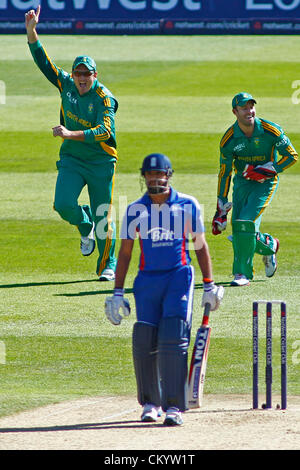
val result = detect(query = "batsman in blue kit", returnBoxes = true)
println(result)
[105,154,224,426]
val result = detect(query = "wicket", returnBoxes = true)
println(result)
[252,300,287,410]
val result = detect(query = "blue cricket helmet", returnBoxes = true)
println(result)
[141,153,173,177]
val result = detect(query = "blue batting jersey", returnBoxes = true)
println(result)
[120,187,205,271]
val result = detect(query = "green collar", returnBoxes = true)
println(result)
[234,117,264,138]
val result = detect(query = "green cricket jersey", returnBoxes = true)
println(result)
[218,117,298,202]
[29,40,118,163]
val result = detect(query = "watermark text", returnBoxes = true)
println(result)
[0,341,6,364]
[292,80,300,104]
[292,340,300,365]
[0,80,5,105]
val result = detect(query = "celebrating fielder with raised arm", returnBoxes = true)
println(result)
[105,153,224,426]
[212,92,298,287]
[25,6,118,281]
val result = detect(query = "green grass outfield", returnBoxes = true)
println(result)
[0,35,299,418]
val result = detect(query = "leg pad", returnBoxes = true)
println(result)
[158,317,190,412]
[132,322,161,407]
[232,219,256,279]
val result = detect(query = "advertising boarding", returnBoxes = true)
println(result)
[1,0,300,34]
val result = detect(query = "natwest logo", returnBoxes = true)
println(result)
[0,0,201,11]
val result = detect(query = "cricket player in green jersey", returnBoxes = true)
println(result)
[212,92,298,286]
[25,6,117,281]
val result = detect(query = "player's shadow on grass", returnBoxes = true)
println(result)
[54,283,219,298]
[53,279,266,297]
[0,279,266,293]
[196,280,267,289]
[0,279,134,296]
[55,287,134,297]
[0,279,98,289]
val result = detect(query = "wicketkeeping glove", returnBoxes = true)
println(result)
[105,288,131,325]
[201,282,224,311]
[242,162,277,183]
[212,198,232,235]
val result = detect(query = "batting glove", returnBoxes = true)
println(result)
[105,288,131,325]
[212,199,232,235]
[242,162,277,183]
[201,282,224,311]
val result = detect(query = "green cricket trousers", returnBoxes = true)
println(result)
[231,174,279,279]
[54,156,116,276]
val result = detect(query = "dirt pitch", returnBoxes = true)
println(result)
[0,395,299,451]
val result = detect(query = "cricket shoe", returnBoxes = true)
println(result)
[141,404,162,423]
[80,223,95,256]
[231,274,250,287]
[99,268,115,282]
[263,238,279,278]
[163,407,183,426]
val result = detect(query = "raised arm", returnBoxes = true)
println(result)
[25,5,40,44]
[25,6,68,91]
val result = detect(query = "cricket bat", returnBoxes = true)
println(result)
[188,303,211,408]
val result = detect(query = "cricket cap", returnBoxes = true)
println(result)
[72,55,97,72]
[232,92,257,108]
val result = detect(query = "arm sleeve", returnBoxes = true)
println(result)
[184,197,205,237]
[120,203,146,240]
[83,96,117,144]
[273,133,298,173]
[217,147,233,203]
[191,199,205,234]
[28,40,68,92]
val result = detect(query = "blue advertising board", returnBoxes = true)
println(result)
[1,0,300,34]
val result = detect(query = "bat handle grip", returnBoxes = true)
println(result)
[203,303,211,326]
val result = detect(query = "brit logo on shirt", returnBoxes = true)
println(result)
[254,138,260,147]
[88,103,94,113]
[148,227,175,247]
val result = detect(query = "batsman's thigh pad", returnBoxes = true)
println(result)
[132,322,161,407]
[133,271,167,325]
[163,265,195,326]
[158,317,190,412]
[232,220,256,279]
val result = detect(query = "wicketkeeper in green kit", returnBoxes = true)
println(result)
[212,92,298,286]
[25,6,117,281]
